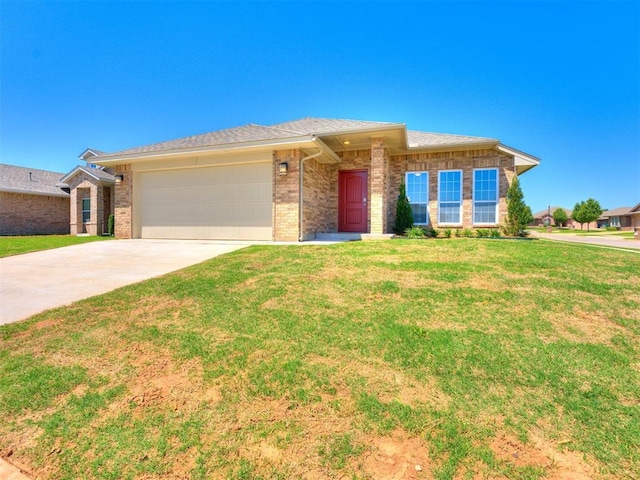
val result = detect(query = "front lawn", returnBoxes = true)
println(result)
[1,240,638,479]
[0,235,113,258]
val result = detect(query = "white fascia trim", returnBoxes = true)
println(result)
[407,141,499,153]
[92,135,319,165]
[311,137,342,163]
[0,187,69,198]
[498,144,540,167]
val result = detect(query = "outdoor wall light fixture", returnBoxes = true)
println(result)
[115,174,124,185]
[278,162,288,176]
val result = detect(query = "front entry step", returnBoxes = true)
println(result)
[314,233,363,241]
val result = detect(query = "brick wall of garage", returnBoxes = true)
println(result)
[0,191,70,235]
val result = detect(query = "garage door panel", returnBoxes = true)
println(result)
[138,163,273,240]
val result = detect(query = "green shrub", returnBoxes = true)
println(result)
[394,183,414,234]
[444,228,452,238]
[606,226,620,231]
[490,229,501,238]
[431,228,440,238]
[476,229,490,238]
[462,228,474,238]
[107,214,115,236]
[454,229,461,237]
[404,226,426,239]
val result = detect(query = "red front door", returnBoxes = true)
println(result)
[338,170,368,232]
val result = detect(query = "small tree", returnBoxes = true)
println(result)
[107,214,115,236]
[504,176,533,236]
[553,208,568,227]
[572,199,602,231]
[394,182,414,234]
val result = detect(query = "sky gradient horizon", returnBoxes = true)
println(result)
[1,0,638,214]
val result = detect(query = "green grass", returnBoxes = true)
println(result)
[0,235,113,257]
[1,239,638,479]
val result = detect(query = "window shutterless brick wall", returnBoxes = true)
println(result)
[0,192,70,235]
[389,149,516,229]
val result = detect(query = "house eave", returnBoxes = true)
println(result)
[0,187,69,198]
[497,144,540,175]
[404,141,500,154]
[92,135,324,166]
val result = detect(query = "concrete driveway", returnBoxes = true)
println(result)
[0,239,253,325]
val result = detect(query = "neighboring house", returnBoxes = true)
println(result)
[598,206,635,230]
[59,150,115,236]
[0,164,70,235]
[629,203,640,233]
[530,206,571,227]
[87,117,540,241]
[530,206,596,229]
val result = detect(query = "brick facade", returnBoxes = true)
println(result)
[389,149,516,230]
[273,150,301,241]
[67,171,115,236]
[0,192,69,235]
[114,164,133,239]
[111,142,519,241]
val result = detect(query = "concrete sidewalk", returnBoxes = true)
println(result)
[0,239,254,325]
[531,231,640,251]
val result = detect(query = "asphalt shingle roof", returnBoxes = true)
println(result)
[108,124,304,157]
[0,164,68,197]
[407,130,497,148]
[602,206,632,217]
[94,117,502,158]
[532,206,572,219]
[270,117,401,135]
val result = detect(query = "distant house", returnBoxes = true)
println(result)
[529,206,592,229]
[59,150,115,236]
[1,156,115,237]
[598,206,638,230]
[0,164,70,235]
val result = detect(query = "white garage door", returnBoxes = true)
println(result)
[138,163,272,240]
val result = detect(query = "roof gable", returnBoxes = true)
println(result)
[60,166,115,184]
[0,163,69,197]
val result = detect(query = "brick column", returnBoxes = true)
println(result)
[115,164,133,239]
[370,137,386,234]
[273,150,301,241]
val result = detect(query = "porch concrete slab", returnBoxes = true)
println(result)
[0,239,253,325]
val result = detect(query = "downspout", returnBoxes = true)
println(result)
[299,136,325,242]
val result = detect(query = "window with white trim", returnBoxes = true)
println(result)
[82,198,91,224]
[438,170,462,224]
[473,168,499,224]
[405,172,429,224]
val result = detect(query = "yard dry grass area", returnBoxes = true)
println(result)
[1,239,638,479]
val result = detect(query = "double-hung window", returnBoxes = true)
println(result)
[405,172,429,224]
[82,198,91,224]
[438,170,462,224]
[473,168,498,224]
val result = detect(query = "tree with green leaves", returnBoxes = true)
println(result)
[553,208,568,227]
[572,198,602,231]
[394,182,414,234]
[504,176,533,237]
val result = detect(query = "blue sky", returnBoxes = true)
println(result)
[1,0,638,213]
